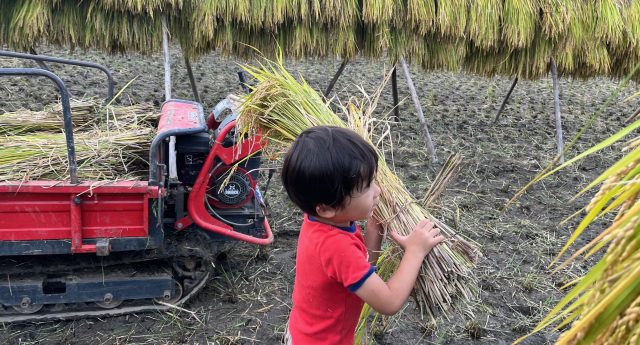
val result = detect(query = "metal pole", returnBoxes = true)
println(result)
[550,57,564,163]
[324,58,348,98]
[161,16,178,180]
[184,54,201,103]
[400,57,437,162]
[1,49,115,101]
[492,76,518,125]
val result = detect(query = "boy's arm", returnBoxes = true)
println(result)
[355,251,424,315]
[364,218,384,265]
[355,219,444,316]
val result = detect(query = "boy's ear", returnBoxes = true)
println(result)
[315,204,336,218]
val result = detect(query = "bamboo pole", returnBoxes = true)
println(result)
[28,48,50,71]
[492,76,518,125]
[550,57,565,163]
[161,15,178,180]
[161,17,172,100]
[391,65,400,121]
[400,57,436,162]
[324,58,348,98]
[184,55,201,103]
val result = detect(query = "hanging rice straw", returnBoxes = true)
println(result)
[236,57,480,325]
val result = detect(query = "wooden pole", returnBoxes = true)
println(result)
[400,57,437,162]
[323,58,348,98]
[550,57,565,163]
[492,76,518,125]
[391,65,400,121]
[161,17,172,101]
[183,55,201,103]
[28,48,51,71]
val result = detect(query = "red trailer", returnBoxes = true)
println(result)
[0,52,273,322]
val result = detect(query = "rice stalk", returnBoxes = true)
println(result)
[436,0,468,39]
[406,0,436,36]
[422,153,463,209]
[99,0,183,14]
[467,0,502,50]
[566,1,595,52]
[312,0,359,28]
[502,0,538,49]
[622,0,640,49]
[237,57,480,325]
[8,0,53,50]
[362,0,394,25]
[540,0,570,39]
[595,0,625,47]
[514,118,640,345]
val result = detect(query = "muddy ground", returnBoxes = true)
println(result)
[1,46,639,345]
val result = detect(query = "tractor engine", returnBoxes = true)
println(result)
[175,131,261,209]
[165,99,268,240]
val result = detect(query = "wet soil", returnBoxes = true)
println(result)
[1,46,639,345]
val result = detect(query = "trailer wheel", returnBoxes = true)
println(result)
[12,303,43,314]
[154,280,183,305]
[95,295,123,309]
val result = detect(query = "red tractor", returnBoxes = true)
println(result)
[0,51,273,322]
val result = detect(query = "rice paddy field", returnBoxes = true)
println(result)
[1,46,639,344]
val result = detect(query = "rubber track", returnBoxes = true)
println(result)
[0,271,210,323]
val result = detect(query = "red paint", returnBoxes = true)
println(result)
[0,182,160,251]
[158,100,203,136]
[187,120,273,245]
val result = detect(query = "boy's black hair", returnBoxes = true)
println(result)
[281,126,378,216]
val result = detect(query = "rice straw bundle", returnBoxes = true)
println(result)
[467,0,502,50]
[0,127,153,181]
[405,0,435,36]
[566,2,595,53]
[0,100,158,135]
[6,0,52,48]
[0,100,158,181]
[0,100,96,135]
[540,0,570,38]
[622,0,640,49]
[4,0,640,81]
[415,35,467,72]
[314,0,360,28]
[436,0,468,39]
[99,0,184,14]
[502,0,538,49]
[362,0,395,26]
[594,0,625,47]
[237,59,480,321]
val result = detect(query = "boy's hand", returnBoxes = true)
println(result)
[389,219,444,257]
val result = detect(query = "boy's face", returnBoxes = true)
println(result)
[331,180,381,224]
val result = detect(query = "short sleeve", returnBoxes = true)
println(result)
[317,233,375,292]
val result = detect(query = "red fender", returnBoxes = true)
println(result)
[186,120,273,245]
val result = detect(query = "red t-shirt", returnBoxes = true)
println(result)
[288,215,375,345]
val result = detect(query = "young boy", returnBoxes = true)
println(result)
[282,126,444,345]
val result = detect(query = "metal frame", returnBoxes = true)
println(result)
[0,68,79,183]
[0,50,115,101]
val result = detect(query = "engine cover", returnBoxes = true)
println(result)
[208,167,254,208]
